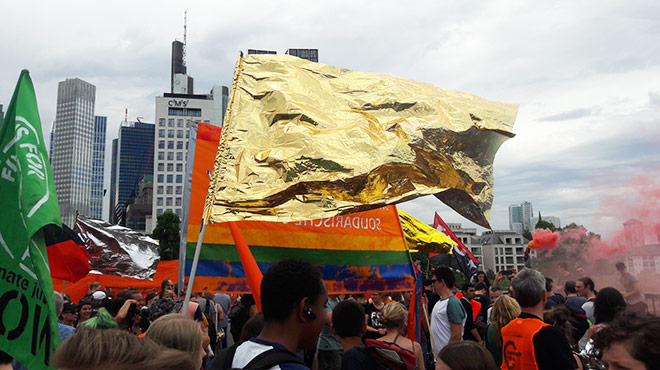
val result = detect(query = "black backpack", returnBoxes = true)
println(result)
[208,342,306,370]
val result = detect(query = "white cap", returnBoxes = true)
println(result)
[92,291,107,299]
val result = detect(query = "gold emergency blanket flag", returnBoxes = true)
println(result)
[205,54,517,228]
[398,209,456,254]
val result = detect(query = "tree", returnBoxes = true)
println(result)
[522,229,532,241]
[152,211,180,261]
[535,220,557,232]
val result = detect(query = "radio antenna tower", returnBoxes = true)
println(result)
[183,10,187,68]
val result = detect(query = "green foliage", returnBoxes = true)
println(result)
[486,269,496,282]
[535,220,557,232]
[522,229,532,241]
[152,211,181,261]
[410,251,441,278]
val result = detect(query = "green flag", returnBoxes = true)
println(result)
[0,70,61,369]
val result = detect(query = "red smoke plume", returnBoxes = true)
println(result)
[528,228,560,250]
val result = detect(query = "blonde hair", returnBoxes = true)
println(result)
[53,326,197,370]
[145,313,203,368]
[380,302,407,329]
[490,295,521,347]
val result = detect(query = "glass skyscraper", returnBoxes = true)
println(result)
[51,78,96,226]
[91,116,106,219]
[110,121,155,229]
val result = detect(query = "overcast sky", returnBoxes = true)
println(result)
[2,1,659,237]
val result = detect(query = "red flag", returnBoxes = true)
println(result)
[45,224,91,282]
[228,221,263,312]
[432,213,479,264]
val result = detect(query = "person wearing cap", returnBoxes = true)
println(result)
[61,302,79,327]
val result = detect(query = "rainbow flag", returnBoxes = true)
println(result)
[183,122,415,294]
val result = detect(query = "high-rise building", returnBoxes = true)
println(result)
[90,116,106,219]
[109,138,118,222]
[110,121,155,229]
[285,48,319,62]
[151,90,220,231]
[51,78,96,226]
[126,176,153,232]
[508,201,533,234]
[171,40,193,94]
[150,40,223,232]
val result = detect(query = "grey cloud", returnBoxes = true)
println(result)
[539,107,599,122]
[650,91,660,107]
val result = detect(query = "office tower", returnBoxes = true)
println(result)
[150,39,223,232]
[51,78,96,226]
[109,138,118,222]
[110,121,155,229]
[90,116,106,219]
[285,48,319,62]
[171,40,193,94]
[508,201,533,234]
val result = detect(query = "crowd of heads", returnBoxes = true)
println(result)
[6,257,659,370]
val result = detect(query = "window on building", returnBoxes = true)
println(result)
[177,119,183,127]
[204,120,210,124]
[167,152,174,161]
[177,141,183,149]
[168,119,175,127]
[167,163,173,171]
[158,129,165,138]
[157,163,164,171]
[176,152,183,160]
[175,198,182,206]
[167,141,174,149]
[168,108,185,116]
[157,186,163,195]
[156,197,163,206]
[176,186,182,194]
[166,186,173,194]
[176,175,182,183]
[176,163,183,172]
[185,120,190,128]
[177,130,183,138]
[158,140,165,149]
[516,247,524,254]
[175,209,182,217]
[166,198,172,206]
[157,174,164,183]
[187,108,202,117]
[185,130,189,138]
[167,175,173,183]
[168,129,174,138]
[159,118,166,127]
[157,209,164,216]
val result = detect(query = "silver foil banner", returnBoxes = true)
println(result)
[74,215,160,280]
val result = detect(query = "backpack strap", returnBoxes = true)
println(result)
[207,342,240,370]
[242,347,306,370]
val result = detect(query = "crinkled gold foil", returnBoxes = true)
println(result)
[204,54,517,228]
[398,209,455,254]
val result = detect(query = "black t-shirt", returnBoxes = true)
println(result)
[460,297,477,341]
[363,302,385,340]
[341,347,377,370]
[519,312,578,370]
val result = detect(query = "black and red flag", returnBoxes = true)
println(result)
[44,223,92,282]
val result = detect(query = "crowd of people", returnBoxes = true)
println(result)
[1,259,658,370]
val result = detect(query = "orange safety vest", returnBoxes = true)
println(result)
[500,317,550,370]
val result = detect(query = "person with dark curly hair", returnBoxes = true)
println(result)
[592,312,660,370]
[210,258,327,370]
